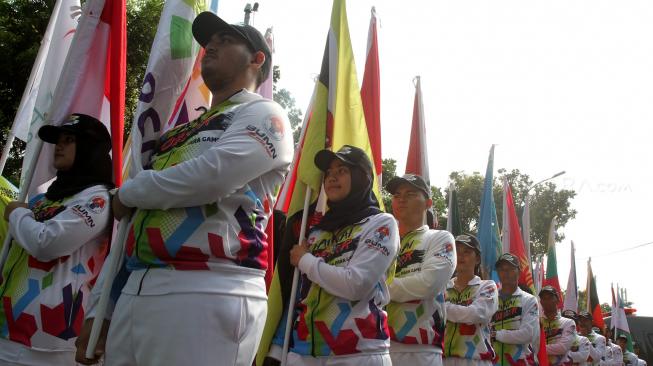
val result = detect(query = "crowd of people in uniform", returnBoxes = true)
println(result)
[0,10,646,366]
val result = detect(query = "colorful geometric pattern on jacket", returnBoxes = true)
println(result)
[0,193,106,348]
[492,294,535,366]
[444,283,496,361]
[291,221,392,356]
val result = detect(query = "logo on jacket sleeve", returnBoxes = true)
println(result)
[87,196,106,214]
[266,116,285,140]
[374,226,390,242]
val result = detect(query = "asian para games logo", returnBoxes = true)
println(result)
[265,116,284,141]
[87,196,106,214]
[374,226,390,242]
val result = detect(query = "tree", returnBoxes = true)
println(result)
[445,169,576,260]
[272,65,303,144]
[0,0,163,185]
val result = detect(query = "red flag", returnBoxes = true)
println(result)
[405,76,429,182]
[360,7,382,184]
[503,181,535,292]
[538,326,550,366]
[106,0,126,185]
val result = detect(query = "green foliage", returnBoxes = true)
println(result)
[446,168,576,260]
[272,87,302,144]
[0,0,54,185]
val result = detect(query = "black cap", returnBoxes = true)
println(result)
[192,12,271,81]
[496,253,520,269]
[578,311,593,321]
[562,309,578,321]
[455,234,481,253]
[539,285,559,299]
[385,174,430,198]
[315,145,373,174]
[617,334,628,341]
[38,114,111,152]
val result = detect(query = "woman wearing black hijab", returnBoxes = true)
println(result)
[1,114,114,365]
[275,145,399,365]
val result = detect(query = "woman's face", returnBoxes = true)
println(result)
[53,133,76,171]
[324,159,352,202]
[455,243,480,274]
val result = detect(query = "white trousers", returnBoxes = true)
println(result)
[287,352,391,366]
[443,357,493,366]
[390,351,442,366]
[104,292,266,366]
[0,338,80,366]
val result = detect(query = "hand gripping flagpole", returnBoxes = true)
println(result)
[281,185,312,365]
[85,212,131,359]
[0,138,45,273]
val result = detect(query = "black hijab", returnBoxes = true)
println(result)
[314,159,381,232]
[40,114,114,201]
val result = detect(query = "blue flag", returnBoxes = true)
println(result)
[477,145,501,280]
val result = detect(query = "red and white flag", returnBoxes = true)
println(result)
[405,76,429,183]
[1,0,81,175]
[360,7,382,185]
[21,0,126,195]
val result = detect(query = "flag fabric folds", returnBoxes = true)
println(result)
[127,0,216,177]
[0,177,18,246]
[611,284,633,351]
[405,76,429,182]
[360,6,382,186]
[446,183,462,236]
[1,0,81,174]
[586,259,605,331]
[502,180,535,292]
[478,145,501,279]
[20,0,126,196]
[563,241,578,312]
[542,217,563,308]
[257,1,382,363]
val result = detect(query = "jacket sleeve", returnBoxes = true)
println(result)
[568,336,592,363]
[389,231,455,302]
[591,335,607,363]
[8,189,111,261]
[546,319,576,355]
[495,295,540,344]
[298,215,399,301]
[446,280,499,324]
[119,101,293,209]
[613,347,624,366]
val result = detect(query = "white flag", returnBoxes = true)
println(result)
[563,241,578,312]
[128,0,217,176]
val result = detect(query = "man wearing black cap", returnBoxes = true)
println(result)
[577,311,607,366]
[490,253,540,366]
[78,11,292,366]
[562,310,591,366]
[540,286,576,366]
[384,174,456,365]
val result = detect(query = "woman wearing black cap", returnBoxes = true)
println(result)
[0,114,113,365]
[277,145,398,365]
[443,234,498,366]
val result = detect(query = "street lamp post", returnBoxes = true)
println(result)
[522,171,565,269]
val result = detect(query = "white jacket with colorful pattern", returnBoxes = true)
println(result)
[542,313,576,366]
[444,276,499,361]
[0,186,110,355]
[386,227,456,353]
[290,213,399,357]
[491,287,540,366]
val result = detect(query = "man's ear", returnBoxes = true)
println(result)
[251,50,265,69]
[425,198,433,210]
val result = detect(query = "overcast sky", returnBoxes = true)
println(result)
[217,0,653,316]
